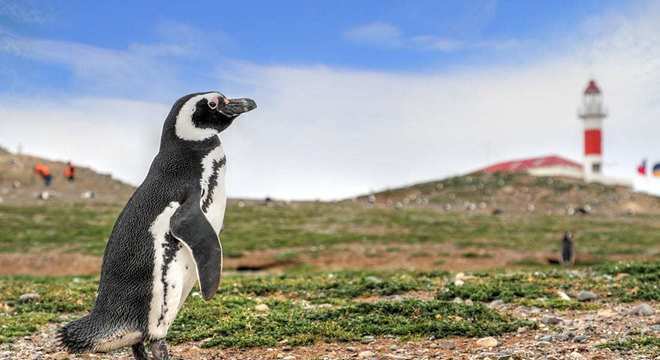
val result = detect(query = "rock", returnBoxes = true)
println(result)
[358,350,375,359]
[254,303,270,312]
[577,291,597,302]
[365,276,382,284]
[556,290,571,301]
[541,315,562,325]
[650,324,660,332]
[476,336,498,348]
[567,351,585,360]
[18,293,40,303]
[556,331,575,341]
[488,299,504,308]
[48,352,69,360]
[538,335,553,342]
[629,303,655,316]
[453,297,464,304]
[438,340,456,350]
[597,308,617,318]
[361,335,375,344]
[464,299,474,306]
[574,335,588,343]
[454,279,464,287]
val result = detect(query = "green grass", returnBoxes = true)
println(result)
[1,202,659,259]
[0,263,657,347]
[0,271,532,347]
[438,261,660,305]
[597,336,660,356]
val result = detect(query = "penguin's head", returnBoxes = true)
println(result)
[168,91,257,143]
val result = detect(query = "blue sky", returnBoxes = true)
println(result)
[1,1,658,199]
[1,0,624,96]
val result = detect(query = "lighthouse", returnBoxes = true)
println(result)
[578,80,606,181]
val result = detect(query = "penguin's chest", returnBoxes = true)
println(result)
[148,203,198,339]
[199,144,227,234]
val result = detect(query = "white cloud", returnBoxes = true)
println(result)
[1,4,660,200]
[0,97,168,185]
[344,22,404,48]
[0,22,227,99]
[345,21,520,52]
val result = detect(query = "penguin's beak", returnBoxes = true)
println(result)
[222,98,257,116]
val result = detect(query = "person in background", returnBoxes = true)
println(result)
[34,163,52,186]
[64,161,75,182]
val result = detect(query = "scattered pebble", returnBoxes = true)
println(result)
[597,308,617,318]
[361,336,375,344]
[254,304,270,312]
[48,352,69,360]
[576,291,597,302]
[567,351,585,360]
[365,276,382,284]
[18,293,40,303]
[573,335,588,343]
[556,290,571,301]
[488,299,505,308]
[358,350,375,358]
[629,303,655,316]
[541,315,562,325]
[476,336,498,348]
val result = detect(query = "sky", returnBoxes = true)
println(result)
[0,0,659,200]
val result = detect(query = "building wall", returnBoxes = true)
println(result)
[528,166,583,179]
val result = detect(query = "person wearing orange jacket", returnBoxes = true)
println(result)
[64,161,75,182]
[34,163,52,186]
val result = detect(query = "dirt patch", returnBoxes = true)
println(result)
[0,242,651,277]
[0,252,101,276]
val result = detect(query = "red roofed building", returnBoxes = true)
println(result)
[479,155,583,178]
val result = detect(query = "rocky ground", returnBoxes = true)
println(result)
[2,300,657,360]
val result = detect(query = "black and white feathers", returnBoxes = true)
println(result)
[59,91,256,354]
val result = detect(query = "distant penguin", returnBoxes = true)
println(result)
[561,231,575,266]
[58,92,257,359]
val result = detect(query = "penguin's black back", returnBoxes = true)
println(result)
[60,98,221,351]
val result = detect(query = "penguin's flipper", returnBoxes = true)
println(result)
[170,196,221,300]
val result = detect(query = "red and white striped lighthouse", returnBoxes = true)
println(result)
[578,80,606,180]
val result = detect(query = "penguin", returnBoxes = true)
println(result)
[561,231,575,266]
[58,91,257,360]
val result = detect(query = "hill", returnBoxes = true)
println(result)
[0,147,134,205]
[358,172,660,215]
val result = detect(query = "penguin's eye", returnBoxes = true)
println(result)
[208,101,217,110]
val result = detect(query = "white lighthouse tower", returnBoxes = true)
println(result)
[578,80,606,181]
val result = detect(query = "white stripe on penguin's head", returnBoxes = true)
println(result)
[175,92,223,141]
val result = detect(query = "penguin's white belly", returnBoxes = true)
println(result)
[147,143,227,339]
[147,202,198,339]
[200,144,227,235]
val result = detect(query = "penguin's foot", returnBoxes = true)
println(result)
[131,342,149,360]
[151,339,170,360]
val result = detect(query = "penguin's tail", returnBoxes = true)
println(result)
[57,314,101,353]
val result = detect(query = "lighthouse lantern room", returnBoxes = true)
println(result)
[578,80,606,181]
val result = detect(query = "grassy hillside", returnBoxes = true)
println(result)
[1,201,658,266]
[359,172,660,215]
[0,148,134,205]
